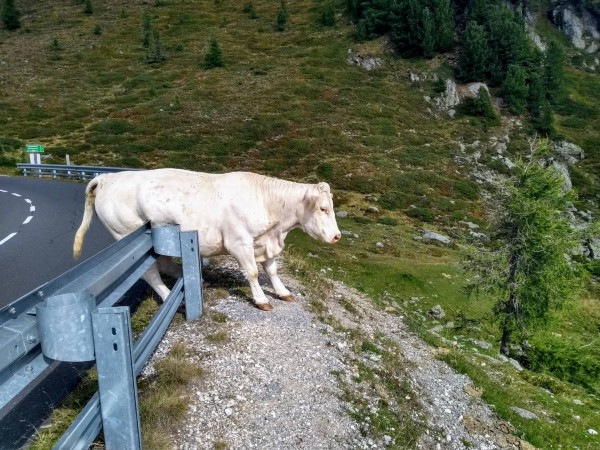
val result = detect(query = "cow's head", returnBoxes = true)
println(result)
[301,182,341,244]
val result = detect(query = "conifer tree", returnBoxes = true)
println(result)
[527,70,545,118]
[421,7,435,59]
[84,0,93,15]
[503,64,528,115]
[275,1,288,32]
[320,1,336,27]
[544,40,566,106]
[203,36,224,69]
[2,0,21,31]
[432,0,454,53]
[465,141,584,356]
[144,30,167,64]
[458,21,490,81]
[142,11,152,48]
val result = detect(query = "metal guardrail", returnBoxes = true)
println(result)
[16,163,142,180]
[0,223,203,449]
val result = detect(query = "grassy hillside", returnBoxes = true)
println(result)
[2,0,600,448]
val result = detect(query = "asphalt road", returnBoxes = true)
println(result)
[0,175,114,307]
[0,176,121,449]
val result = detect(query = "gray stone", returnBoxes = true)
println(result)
[551,5,600,53]
[366,206,379,214]
[422,231,452,246]
[460,221,480,230]
[552,141,585,164]
[376,242,385,248]
[336,210,349,218]
[468,338,493,350]
[347,54,383,71]
[588,429,598,435]
[429,325,445,334]
[508,358,524,372]
[510,407,538,420]
[428,305,446,319]
[552,160,572,191]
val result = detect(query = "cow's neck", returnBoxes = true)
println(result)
[263,177,307,234]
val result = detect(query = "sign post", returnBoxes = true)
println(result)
[26,144,44,165]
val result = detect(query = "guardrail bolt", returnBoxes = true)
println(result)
[27,334,37,344]
[24,365,34,374]
[9,307,16,315]
[37,290,44,297]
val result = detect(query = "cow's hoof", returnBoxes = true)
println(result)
[279,295,294,302]
[256,302,273,311]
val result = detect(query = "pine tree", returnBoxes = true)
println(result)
[203,36,224,69]
[84,0,93,15]
[465,141,584,356]
[486,5,531,85]
[421,7,435,59]
[458,21,490,81]
[432,0,454,53]
[142,11,152,48]
[275,1,288,32]
[503,64,528,115]
[390,0,423,56]
[527,70,545,118]
[144,30,167,64]
[2,0,21,31]
[544,40,566,106]
[320,1,336,27]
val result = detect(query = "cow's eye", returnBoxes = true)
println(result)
[320,207,329,213]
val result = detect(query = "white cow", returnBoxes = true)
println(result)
[73,169,341,311]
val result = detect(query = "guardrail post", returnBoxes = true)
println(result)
[92,307,142,450]
[181,230,203,320]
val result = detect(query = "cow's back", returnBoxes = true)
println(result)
[93,169,273,255]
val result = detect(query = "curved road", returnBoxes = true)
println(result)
[0,176,114,307]
[0,176,120,449]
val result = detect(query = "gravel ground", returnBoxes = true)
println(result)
[143,256,535,450]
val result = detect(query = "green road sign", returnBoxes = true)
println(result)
[26,144,45,153]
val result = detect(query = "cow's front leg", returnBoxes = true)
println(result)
[157,255,183,279]
[143,262,171,301]
[228,244,273,311]
[261,257,293,302]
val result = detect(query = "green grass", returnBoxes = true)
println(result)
[4,1,600,448]
[285,217,600,449]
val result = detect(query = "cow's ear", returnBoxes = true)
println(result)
[317,182,330,193]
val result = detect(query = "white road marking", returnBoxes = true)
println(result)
[0,233,17,245]
[0,189,36,246]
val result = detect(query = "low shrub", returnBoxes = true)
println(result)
[405,207,434,222]
[527,335,600,395]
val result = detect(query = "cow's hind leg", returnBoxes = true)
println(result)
[157,255,183,279]
[261,257,293,302]
[228,243,272,311]
[143,262,171,301]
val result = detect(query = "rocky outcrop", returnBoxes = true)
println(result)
[551,3,600,54]
[347,51,383,71]
[421,79,490,118]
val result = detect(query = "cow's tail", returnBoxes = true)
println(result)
[73,178,99,260]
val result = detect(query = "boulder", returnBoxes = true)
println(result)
[552,141,585,164]
[422,231,452,246]
[510,407,538,420]
[347,53,383,71]
[551,4,600,53]
[428,304,446,319]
